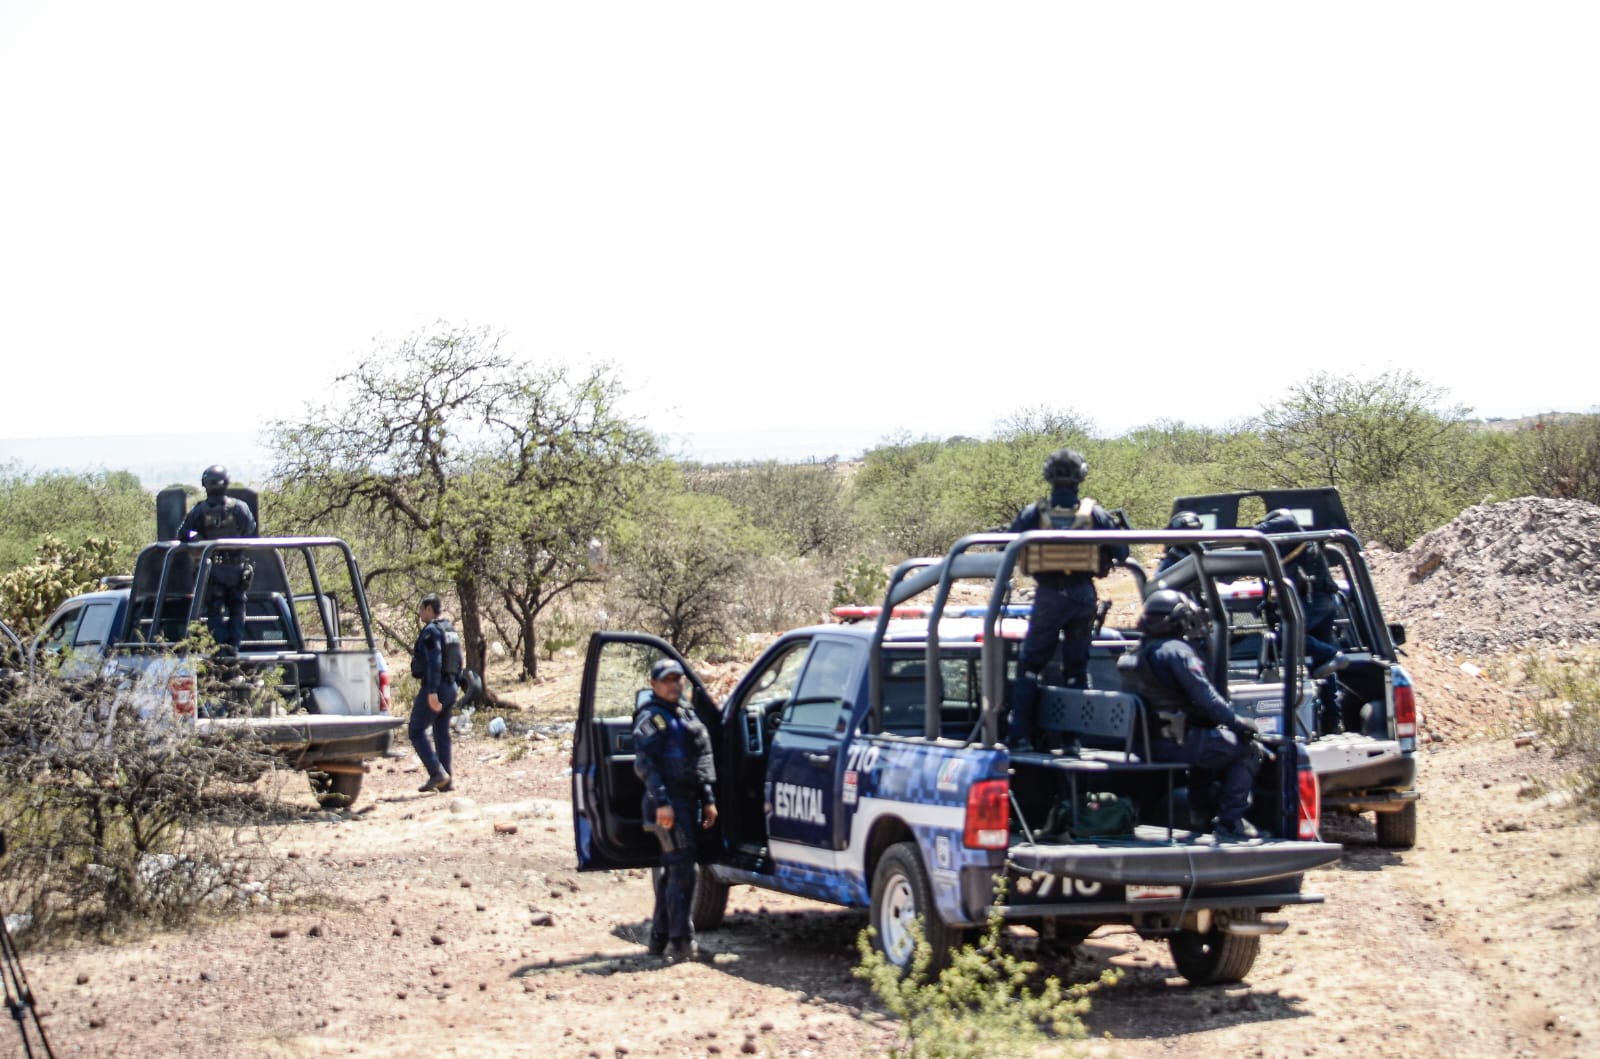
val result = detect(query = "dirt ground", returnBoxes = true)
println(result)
[15,498,1600,1058]
[12,641,1594,1059]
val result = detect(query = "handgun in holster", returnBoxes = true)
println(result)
[1157,709,1187,742]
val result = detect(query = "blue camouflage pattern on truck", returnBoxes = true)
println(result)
[763,735,1008,924]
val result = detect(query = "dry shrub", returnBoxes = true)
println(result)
[0,668,298,944]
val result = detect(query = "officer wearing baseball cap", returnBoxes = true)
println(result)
[632,655,718,960]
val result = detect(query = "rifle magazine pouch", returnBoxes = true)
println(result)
[1020,541,1102,577]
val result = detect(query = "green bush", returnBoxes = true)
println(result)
[855,893,1118,1059]
[832,557,889,608]
[0,535,123,636]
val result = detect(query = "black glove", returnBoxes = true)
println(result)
[1231,717,1260,740]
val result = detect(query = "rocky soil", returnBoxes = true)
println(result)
[13,498,1600,1059]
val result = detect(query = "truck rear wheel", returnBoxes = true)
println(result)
[1375,801,1417,849]
[309,770,364,809]
[1169,909,1261,985]
[870,842,963,976]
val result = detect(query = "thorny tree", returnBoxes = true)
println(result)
[267,324,655,685]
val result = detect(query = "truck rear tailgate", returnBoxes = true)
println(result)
[1008,832,1344,887]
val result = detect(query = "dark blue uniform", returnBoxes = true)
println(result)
[409,619,459,784]
[1123,635,1259,828]
[1254,512,1340,668]
[632,694,716,951]
[177,495,257,650]
[1006,485,1130,747]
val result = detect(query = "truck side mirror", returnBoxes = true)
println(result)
[1388,622,1407,647]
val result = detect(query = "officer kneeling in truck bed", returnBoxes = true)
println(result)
[1121,590,1264,842]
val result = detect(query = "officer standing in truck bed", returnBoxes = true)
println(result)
[175,465,256,651]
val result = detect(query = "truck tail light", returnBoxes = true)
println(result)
[1393,678,1417,746]
[170,674,196,716]
[1297,759,1322,841]
[964,778,1010,849]
[378,668,392,713]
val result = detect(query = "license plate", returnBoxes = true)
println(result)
[1126,884,1182,901]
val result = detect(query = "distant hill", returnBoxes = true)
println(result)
[0,431,273,491]
[0,426,885,490]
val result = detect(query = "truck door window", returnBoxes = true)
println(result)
[593,641,670,720]
[38,606,82,656]
[73,603,117,648]
[782,640,861,731]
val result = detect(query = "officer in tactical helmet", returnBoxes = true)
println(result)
[175,465,257,651]
[1120,590,1262,842]
[1253,508,1341,671]
[1157,510,1205,574]
[1004,449,1129,753]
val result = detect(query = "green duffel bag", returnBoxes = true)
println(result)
[1037,791,1139,842]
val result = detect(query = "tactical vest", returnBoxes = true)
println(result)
[1117,644,1190,741]
[433,618,464,678]
[199,497,249,539]
[1019,497,1113,578]
[410,618,464,679]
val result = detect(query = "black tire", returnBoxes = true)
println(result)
[649,865,731,932]
[1169,909,1261,985]
[310,770,364,809]
[1375,800,1417,849]
[869,842,964,976]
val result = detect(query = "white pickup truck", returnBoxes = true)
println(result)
[34,534,403,808]
[1155,488,1420,848]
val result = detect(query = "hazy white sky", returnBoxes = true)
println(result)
[2,2,1595,455]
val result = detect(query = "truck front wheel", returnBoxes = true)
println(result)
[870,842,963,976]
[650,865,731,932]
[1169,909,1261,985]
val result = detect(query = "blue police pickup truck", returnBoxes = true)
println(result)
[34,533,402,808]
[573,527,1343,985]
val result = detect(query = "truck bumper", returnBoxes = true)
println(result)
[1308,738,1417,801]
[196,715,404,765]
[961,835,1341,927]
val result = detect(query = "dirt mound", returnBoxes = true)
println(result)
[1365,496,1600,658]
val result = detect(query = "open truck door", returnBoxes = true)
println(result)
[571,632,717,871]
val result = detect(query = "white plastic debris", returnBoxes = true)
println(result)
[488,716,507,738]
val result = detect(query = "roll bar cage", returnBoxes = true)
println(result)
[866,528,1305,746]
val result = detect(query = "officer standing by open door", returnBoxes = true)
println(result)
[632,658,718,961]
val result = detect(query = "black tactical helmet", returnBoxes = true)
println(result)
[201,465,230,497]
[1255,508,1301,535]
[1139,589,1209,639]
[1042,448,1088,484]
[1168,510,1203,531]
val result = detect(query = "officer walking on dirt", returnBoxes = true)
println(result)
[633,657,718,961]
[409,593,461,793]
[175,465,257,651]
[1121,590,1262,842]
[1004,449,1129,752]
